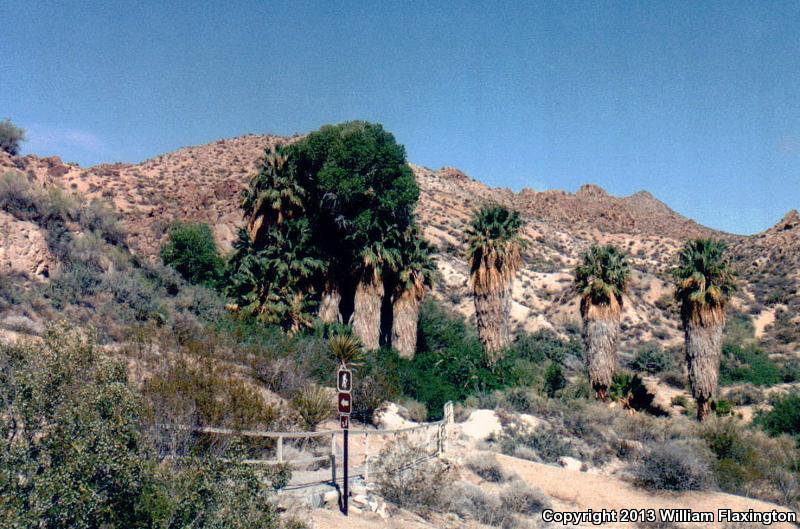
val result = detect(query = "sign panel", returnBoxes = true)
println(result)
[338,392,352,414]
[337,367,352,392]
[340,415,349,429]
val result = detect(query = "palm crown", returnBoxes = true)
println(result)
[395,226,438,297]
[466,205,524,291]
[673,238,736,320]
[575,245,631,306]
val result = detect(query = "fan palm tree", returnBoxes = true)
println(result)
[391,228,438,359]
[574,244,631,401]
[352,240,400,350]
[241,146,305,245]
[466,205,524,362]
[673,239,736,421]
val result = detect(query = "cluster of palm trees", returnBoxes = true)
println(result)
[465,204,736,421]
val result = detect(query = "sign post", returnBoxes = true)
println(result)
[337,365,353,516]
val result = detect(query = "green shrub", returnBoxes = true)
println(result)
[498,423,574,464]
[375,438,453,512]
[630,342,674,374]
[511,328,582,364]
[720,343,782,386]
[466,454,508,483]
[543,361,566,397]
[0,118,25,155]
[160,222,224,288]
[755,392,800,439]
[713,399,734,417]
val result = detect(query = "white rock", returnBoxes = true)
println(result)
[519,413,545,430]
[373,402,417,430]
[559,456,583,471]
[459,410,502,441]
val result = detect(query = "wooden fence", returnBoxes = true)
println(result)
[173,401,454,489]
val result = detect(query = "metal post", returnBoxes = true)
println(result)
[277,436,283,462]
[342,428,349,515]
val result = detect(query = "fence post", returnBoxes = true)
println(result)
[277,436,284,463]
[442,401,454,453]
[363,433,370,484]
[330,432,337,485]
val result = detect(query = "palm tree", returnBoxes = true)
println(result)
[352,240,400,350]
[241,146,304,245]
[673,239,736,421]
[466,205,524,362]
[574,244,631,401]
[391,228,437,359]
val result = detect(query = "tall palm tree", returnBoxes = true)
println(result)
[241,146,304,245]
[352,240,400,350]
[391,228,437,359]
[574,244,631,401]
[673,239,736,421]
[466,205,524,362]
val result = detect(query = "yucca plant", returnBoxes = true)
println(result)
[329,333,365,367]
[391,227,438,359]
[574,244,631,400]
[352,239,400,350]
[673,239,736,421]
[466,205,524,362]
[292,384,333,430]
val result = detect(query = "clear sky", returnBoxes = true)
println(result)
[2,1,799,235]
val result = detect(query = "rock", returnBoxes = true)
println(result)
[373,402,417,430]
[459,410,502,441]
[559,456,583,471]
[322,490,339,506]
[519,413,545,430]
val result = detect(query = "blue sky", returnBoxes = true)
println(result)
[1,1,798,235]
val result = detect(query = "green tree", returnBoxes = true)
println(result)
[466,205,524,361]
[574,244,631,400]
[160,222,223,287]
[391,226,437,358]
[0,118,26,155]
[673,239,736,421]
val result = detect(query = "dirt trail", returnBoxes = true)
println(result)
[495,453,797,528]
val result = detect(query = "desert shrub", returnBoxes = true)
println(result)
[511,328,582,364]
[466,453,509,483]
[659,368,686,389]
[498,423,574,464]
[1,327,282,528]
[351,350,401,423]
[632,439,713,491]
[499,480,551,515]
[0,118,25,155]
[142,358,277,431]
[160,222,224,288]
[46,263,103,308]
[754,392,800,439]
[105,271,166,322]
[724,312,756,346]
[79,198,127,245]
[375,438,453,512]
[630,342,674,374]
[713,399,734,416]
[609,371,664,414]
[253,356,310,397]
[398,397,428,422]
[724,384,765,406]
[700,418,800,504]
[291,385,333,430]
[445,482,505,526]
[720,343,782,386]
[543,362,566,397]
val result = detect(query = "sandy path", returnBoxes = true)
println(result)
[496,453,796,528]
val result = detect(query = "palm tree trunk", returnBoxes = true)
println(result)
[474,283,511,362]
[684,318,724,421]
[582,307,620,401]
[318,282,342,323]
[353,276,383,350]
[392,290,420,359]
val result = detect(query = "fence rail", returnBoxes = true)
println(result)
[163,402,454,489]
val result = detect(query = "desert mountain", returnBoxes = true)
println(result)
[1,135,797,354]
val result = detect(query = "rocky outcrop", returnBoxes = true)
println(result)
[0,211,53,279]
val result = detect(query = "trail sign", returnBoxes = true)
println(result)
[337,367,352,392]
[338,392,352,414]
[340,415,349,429]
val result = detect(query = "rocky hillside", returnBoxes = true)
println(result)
[1,136,798,354]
